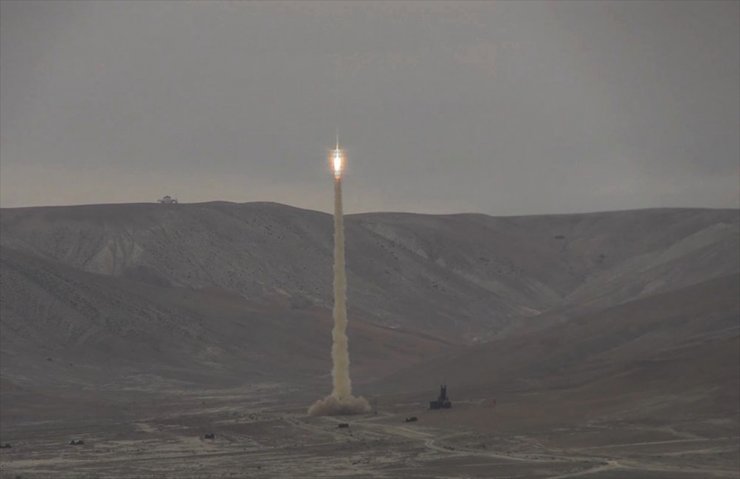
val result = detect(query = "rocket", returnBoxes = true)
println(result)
[330,135,345,180]
[307,135,370,414]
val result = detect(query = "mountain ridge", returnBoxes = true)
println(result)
[2,203,736,339]
[1,203,737,401]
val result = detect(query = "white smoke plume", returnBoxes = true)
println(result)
[309,175,370,416]
[308,393,370,416]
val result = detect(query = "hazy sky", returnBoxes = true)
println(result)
[1,1,738,215]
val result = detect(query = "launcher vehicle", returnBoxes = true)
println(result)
[429,384,452,409]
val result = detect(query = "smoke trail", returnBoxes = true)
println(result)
[308,174,370,416]
[331,178,351,398]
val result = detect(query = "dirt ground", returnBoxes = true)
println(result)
[1,386,738,479]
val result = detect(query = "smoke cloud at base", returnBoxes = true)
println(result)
[308,394,371,416]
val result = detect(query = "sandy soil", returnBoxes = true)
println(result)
[1,387,737,479]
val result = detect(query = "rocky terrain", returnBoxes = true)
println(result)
[1,202,738,478]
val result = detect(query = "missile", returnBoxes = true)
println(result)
[330,135,345,180]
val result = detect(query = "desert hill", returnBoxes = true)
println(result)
[1,202,738,477]
[2,203,736,343]
[376,273,739,403]
[0,244,450,390]
[1,204,737,406]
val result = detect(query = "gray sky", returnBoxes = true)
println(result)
[1,1,738,215]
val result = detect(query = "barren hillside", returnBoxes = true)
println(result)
[2,203,736,341]
[1,203,738,478]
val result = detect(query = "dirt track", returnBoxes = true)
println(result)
[2,389,737,478]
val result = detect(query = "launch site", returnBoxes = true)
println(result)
[1,1,739,478]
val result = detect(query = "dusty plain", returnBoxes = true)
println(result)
[2,384,738,478]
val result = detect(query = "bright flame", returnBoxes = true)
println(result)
[331,148,344,179]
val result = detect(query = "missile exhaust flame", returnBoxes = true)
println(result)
[331,146,344,179]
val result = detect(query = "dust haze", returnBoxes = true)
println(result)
[1,1,738,213]
[1,1,738,478]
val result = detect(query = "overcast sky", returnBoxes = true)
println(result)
[1,1,738,215]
